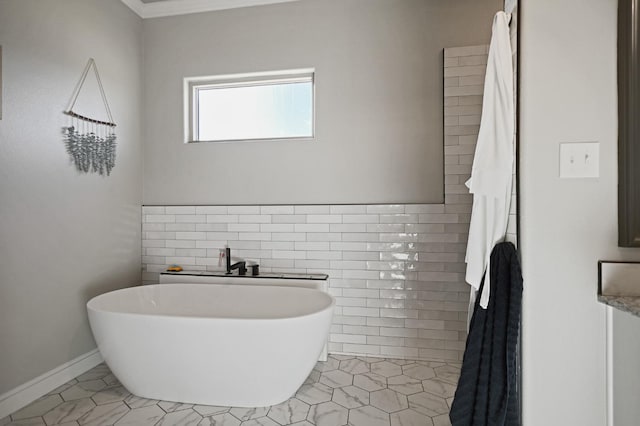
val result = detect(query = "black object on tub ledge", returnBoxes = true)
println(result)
[160,270,329,281]
[250,264,260,276]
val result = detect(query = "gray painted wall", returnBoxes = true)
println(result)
[142,0,501,205]
[0,0,142,394]
[520,0,640,424]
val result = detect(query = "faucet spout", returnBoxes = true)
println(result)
[225,247,247,275]
[229,261,247,275]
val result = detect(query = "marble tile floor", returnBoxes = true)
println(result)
[1,355,461,426]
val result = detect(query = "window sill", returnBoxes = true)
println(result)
[185,136,314,144]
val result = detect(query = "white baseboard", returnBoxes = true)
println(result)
[0,349,103,419]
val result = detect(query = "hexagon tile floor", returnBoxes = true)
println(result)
[1,355,461,426]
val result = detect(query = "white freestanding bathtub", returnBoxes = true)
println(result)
[87,283,334,407]
[158,272,331,361]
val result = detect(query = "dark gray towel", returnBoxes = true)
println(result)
[449,242,523,426]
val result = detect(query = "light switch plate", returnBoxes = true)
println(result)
[559,142,600,178]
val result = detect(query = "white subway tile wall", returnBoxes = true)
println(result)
[142,45,518,362]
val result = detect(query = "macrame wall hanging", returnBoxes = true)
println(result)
[62,58,117,176]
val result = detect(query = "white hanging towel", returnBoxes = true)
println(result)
[465,11,514,310]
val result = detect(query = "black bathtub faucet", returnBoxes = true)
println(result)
[226,247,247,275]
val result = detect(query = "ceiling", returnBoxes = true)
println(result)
[121,0,302,18]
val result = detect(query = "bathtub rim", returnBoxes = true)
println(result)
[87,283,336,322]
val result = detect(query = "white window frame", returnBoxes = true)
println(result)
[183,69,315,143]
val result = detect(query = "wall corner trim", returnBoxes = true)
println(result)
[605,306,614,426]
[120,0,145,18]
[0,349,104,419]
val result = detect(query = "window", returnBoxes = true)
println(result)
[184,69,314,143]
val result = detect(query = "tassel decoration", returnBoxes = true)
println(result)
[62,58,117,176]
